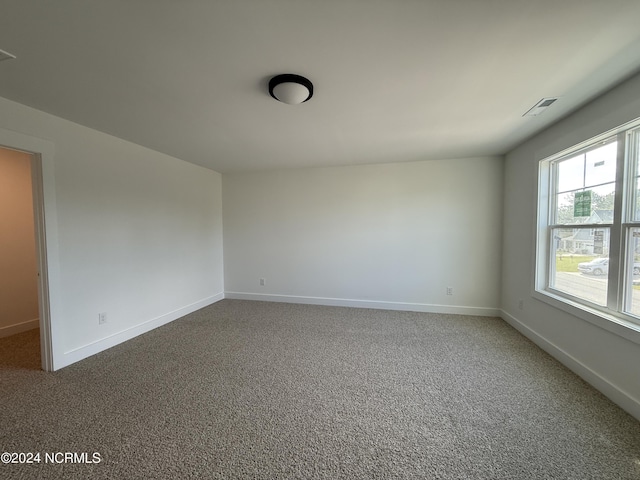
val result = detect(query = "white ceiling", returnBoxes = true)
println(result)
[1,1,640,173]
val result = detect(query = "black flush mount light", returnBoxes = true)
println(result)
[268,74,313,105]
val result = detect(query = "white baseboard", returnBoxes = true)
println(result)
[55,293,224,370]
[224,291,500,317]
[0,318,39,338]
[501,309,640,422]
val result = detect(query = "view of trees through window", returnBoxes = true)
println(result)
[547,140,617,305]
[555,190,615,225]
[539,122,640,324]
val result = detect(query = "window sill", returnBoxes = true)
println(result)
[532,288,640,346]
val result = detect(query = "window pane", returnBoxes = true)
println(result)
[557,154,584,193]
[624,228,640,318]
[631,128,640,221]
[633,129,640,177]
[589,183,615,220]
[633,178,640,222]
[551,227,610,306]
[555,192,576,225]
[554,183,615,225]
[584,141,617,187]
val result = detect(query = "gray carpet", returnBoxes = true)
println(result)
[1,299,639,479]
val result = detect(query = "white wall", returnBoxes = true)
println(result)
[224,157,503,314]
[0,96,224,369]
[501,71,640,419]
[0,147,39,336]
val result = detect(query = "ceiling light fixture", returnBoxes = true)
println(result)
[269,74,313,105]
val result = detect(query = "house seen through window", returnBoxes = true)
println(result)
[537,118,640,325]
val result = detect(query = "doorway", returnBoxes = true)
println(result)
[0,131,55,371]
[0,147,40,369]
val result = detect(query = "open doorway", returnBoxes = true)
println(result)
[0,147,40,368]
[0,137,54,371]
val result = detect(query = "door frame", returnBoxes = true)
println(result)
[0,127,58,371]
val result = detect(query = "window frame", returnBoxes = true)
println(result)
[534,118,640,345]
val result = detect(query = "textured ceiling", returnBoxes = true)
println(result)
[1,1,640,173]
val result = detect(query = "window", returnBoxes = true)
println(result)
[536,119,640,331]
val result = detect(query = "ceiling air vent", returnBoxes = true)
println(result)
[0,49,16,62]
[523,97,558,117]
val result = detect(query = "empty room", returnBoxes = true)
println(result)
[1,1,639,478]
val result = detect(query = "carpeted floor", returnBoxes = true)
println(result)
[1,299,639,479]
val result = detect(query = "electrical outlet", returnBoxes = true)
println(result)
[259,278,266,286]
[98,312,107,325]
[446,287,453,296]
[518,299,524,310]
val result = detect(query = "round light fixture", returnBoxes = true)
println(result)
[269,74,313,105]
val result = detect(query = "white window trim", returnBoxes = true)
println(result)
[534,118,640,346]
